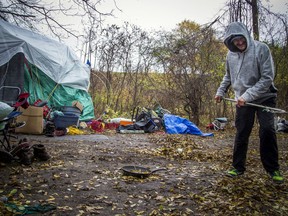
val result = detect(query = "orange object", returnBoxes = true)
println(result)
[120,120,134,126]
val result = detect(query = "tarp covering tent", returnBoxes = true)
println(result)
[0,20,94,120]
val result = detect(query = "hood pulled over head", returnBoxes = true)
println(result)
[224,22,252,52]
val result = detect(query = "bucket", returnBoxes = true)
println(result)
[59,106,81,117]
[53,113,79,128]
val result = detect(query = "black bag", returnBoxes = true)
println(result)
[116,109,159,133]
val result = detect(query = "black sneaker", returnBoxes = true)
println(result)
[269,171,284,184]
[226,168,244,178]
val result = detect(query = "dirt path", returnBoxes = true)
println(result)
[0,130,288,215]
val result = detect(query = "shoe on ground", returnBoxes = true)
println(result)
[269,171,284,184]
[226,168,244,178]
[10,142,30,156]
[33,144,50,161]
[45,122,55,137]
[18,146,34,165]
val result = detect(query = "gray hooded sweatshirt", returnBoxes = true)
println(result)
[216,22,277,103]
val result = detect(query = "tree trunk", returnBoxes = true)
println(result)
[251,0,259,40]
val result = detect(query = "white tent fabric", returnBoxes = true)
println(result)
[0,20,90,92]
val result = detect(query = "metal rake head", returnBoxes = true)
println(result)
[262,107,287,114]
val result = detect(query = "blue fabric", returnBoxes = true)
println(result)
[164,114,214,137]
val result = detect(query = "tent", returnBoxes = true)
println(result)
[0,20,95,121]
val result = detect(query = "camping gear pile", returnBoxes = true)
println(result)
[44,103,83,137]
[0,20,95,122]
[116,107,163,133]
[0,20,95,136]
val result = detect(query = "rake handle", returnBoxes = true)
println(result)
[223,98,287,114]
[224,98,264,108]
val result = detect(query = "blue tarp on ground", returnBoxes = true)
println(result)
[164,114,214,137]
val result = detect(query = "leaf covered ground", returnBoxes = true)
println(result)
[0,128,288,216]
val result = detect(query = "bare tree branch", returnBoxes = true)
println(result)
[0,0,115,40]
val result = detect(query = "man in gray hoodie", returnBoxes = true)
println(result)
[215,22,283,183]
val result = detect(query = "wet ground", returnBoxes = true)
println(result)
[0,129,288,215]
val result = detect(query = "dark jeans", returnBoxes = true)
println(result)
[233,97,279,173]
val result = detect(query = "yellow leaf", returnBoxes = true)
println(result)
[6,206,14,212]
[8,189,17,197]
[47,196,55,201]
[18,206,26,211]
[53,174,61,179]
[135,210,145,215]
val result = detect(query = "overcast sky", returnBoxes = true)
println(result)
[99,0,287,31]
[61,0,287,59]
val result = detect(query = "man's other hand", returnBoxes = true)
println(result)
[215,95,222,103]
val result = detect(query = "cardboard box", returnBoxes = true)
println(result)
[72,101,83,112]
[15,106,43,134]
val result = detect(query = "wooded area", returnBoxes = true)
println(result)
[1,0,288,125]
[87,1,288,125]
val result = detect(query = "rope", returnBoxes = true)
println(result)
[46,83,60,102]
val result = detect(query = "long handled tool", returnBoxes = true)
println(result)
[223,98,287,114]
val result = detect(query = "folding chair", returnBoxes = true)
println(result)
[0,111,23,151]
[0,86,21,106]
[0,85,30,109]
